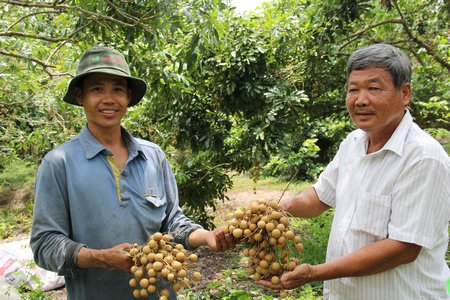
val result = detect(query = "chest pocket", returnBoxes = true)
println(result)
[134,193,168,227]
[353,190,392,239]
[144,194,165,207]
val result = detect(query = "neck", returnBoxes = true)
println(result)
[366,122,400,154]
[87,124,124,149]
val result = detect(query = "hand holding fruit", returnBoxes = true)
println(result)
[222,198,305,298]
[259,263,314,290]
[207,226,236,251]
[77,242,133,272]
[127,233,202,298]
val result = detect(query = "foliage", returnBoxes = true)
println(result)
[0,208,30,239]
[0,159,35,188]
[0,160,35,238]
[172,150,234,227]
[425,128,450,154]
[179,276,319,299]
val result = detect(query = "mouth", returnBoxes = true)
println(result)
[99,107,119,114]
[354,110,374,116]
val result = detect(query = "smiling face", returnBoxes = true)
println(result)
[346,67,411,139]
[75,73,131,134]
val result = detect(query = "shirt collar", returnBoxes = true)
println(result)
[354,110,413,157]
[79,126,147,160]
[381,110,412,156]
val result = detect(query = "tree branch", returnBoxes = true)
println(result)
[0,49,54,68]
[393,2,450,72]
[0,0,68,9]
[6,10,60,31]
[340,14,450,72]
[44,21,93,65]
[0,30,68,42]
[339,19,405,50]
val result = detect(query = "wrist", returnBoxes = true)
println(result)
[77,247,107,269]
[306,263,315,283]
[188,228,209,248]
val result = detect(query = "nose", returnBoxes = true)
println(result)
[354,90,370,106]
[101,89,116,103]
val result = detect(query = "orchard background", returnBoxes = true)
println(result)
[0,0,448,299]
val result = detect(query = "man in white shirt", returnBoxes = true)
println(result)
[260,43,450,299]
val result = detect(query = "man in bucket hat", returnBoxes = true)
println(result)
[30,46,235,300]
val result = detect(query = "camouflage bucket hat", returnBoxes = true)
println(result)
[63,46,147,107]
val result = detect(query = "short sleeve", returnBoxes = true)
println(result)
[388,158,450,249]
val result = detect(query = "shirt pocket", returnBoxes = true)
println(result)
[137,193,167,225]
[353,190,392,239]
[144,194,165,207]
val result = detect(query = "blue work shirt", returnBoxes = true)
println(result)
[30,126,202,300]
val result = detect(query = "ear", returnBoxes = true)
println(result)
[400,83,412,106]
[74,87,83,106]
[127,88,132,104]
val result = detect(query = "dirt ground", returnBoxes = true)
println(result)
[43,188,296,299]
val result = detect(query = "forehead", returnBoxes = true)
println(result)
[348,67,393,84]
[82,73,128,86]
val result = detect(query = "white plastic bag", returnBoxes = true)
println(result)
[0,239,65,292]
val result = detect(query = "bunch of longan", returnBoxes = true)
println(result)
[223,198,304,298]
[127,232,201,299]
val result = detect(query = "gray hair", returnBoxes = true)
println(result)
[346,43,412,91]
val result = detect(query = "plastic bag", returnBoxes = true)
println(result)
[0,239,65,292]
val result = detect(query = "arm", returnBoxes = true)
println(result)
[188,227,235,251]
[260,238,422,290]
[30,157,84,277]
[280,187,330,218]
[76,243,133,273]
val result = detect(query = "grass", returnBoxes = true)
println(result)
[0,159,36,239]
[0,159,36,188]
[229,173,311,193]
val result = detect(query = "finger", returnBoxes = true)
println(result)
[224,232,236,248]
[281,279,307,290]
[280,271,292,282]
[118,243,133,251]
[258,280,282,290]
[214,233,224,251]
[215,231,234,251]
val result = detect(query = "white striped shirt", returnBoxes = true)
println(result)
[314,110,450,300]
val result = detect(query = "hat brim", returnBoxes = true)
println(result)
[63,69,147,107]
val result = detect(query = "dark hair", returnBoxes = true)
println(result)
[347,43,411,90]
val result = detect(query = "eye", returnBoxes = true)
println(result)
[369,87,382,91]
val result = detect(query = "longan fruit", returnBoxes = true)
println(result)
[139,278,149,289]
[189,253,198,262]
[271,276,281,285]
[147,285,157,294]
[234,210,245,219]
[192,271,202,282]
[129,278,137,288]
[152,232,163,241]
[132,289,141,298]
[233,228,243,238]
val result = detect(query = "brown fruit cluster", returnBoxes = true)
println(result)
[127,233,201,299]
[223,198,304,298]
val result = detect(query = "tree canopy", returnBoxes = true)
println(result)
[1,0,448,226]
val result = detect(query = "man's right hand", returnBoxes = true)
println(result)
[77,243,133,272]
